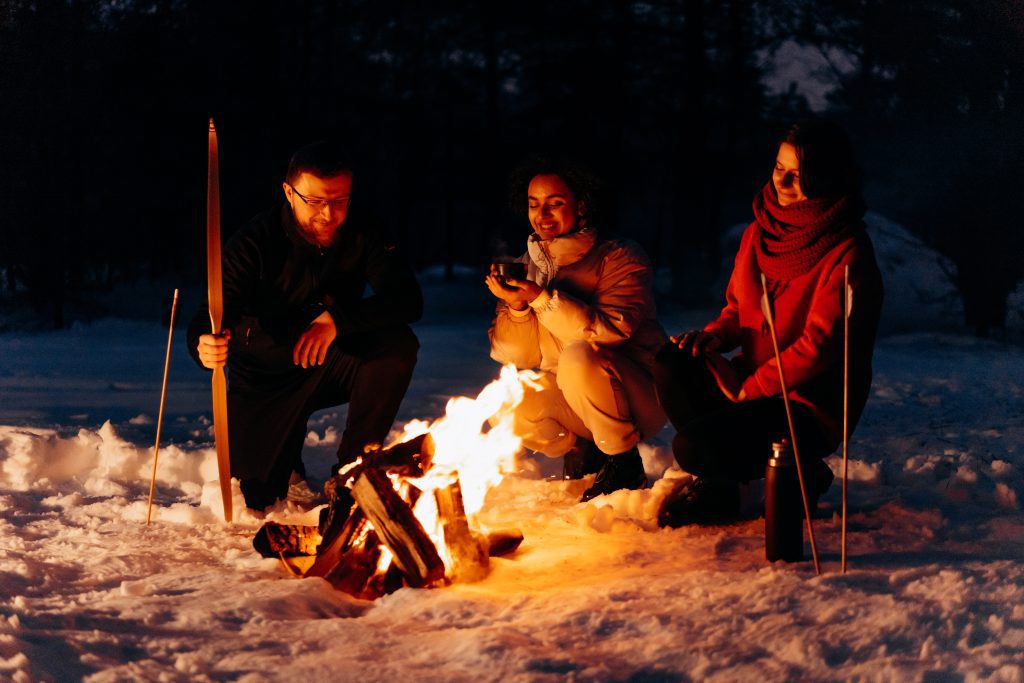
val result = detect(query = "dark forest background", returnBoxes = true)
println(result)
[0,0,1022,335]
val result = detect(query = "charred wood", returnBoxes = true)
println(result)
[252,523,321,558]
[324,527,384,600]
[317,485,356,551]
[350,468,446,588]
[485,528,525,557]
[366,432,435,476]
[307,506,367,579]
[434,475,489,583]
[365,562,406,598]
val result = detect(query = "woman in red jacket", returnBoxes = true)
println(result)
[654,118,883,527]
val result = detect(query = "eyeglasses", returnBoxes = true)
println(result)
[287,184,352,211]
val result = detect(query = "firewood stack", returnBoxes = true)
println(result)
[254,433,523,600]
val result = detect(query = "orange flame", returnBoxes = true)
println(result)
[375,364,534,580]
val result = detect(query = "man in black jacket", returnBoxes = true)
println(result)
[188,141,422,510]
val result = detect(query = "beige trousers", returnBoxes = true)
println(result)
[513,341,666,457]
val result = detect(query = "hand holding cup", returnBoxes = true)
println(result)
[486,259,540,310]
[491,259,527,289]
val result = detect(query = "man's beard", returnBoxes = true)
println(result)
[299,217,340,246]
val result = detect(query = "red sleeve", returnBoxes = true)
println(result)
[742,247,869,399]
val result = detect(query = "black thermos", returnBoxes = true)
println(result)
[765,440,804,562]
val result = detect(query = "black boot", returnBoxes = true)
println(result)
[562,439,608,480]
[580,447,647,501]
[240,476,284,511]
[658,478,741,528]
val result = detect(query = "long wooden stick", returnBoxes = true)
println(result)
[760,273,821,575]
[208,118,232,523]
[146,288,179,526]
[842,265,853,573]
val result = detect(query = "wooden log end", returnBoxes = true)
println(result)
[485,529,525,557]
[435,477,490,583]
[351,469,445,588]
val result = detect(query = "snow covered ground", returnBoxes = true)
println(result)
[2,256,1024,681]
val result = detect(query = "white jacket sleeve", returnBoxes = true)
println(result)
[530,243,652,348]
[489,303,543,369]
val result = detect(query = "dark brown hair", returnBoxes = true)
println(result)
[285,140,355,184]
[783,118,862,199]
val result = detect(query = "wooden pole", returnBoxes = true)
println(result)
[842,265,853,573]
[760,273,821,575]
[146,288,179,526]
[207,118,232,523]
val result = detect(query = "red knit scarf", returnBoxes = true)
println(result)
[752,182,865,280]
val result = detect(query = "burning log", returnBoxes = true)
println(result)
[434,475,489,583]
[317,484,356,550]
[366,432,434,476]
[338,433,435,482]
[254,368,536,596]
[485,529,524,557]
[307,504,394,600]
[350,468,446,588]
[366,562,406,598]
[307,503,365,579]
[320,515,385,599]
[253,523,321,557]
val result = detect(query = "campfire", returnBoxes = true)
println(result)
[254,365,533,599]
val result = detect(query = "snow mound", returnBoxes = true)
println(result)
[867,212,963,333]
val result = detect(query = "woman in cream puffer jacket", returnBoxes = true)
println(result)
[486,162,667,501]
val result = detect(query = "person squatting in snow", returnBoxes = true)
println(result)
[188,141,422,511]
[486,158,668,502]
[654,118,884,527]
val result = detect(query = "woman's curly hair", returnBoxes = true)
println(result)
[508,156,605,224]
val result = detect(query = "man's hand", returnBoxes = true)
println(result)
[670,329,721,357]
[704,352,746,403]
[293,310,337,368]
[485,266,543,311]
[197,330,231,370]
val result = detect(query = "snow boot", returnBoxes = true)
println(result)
[562,438,608,480]
[287,471,324,506]
[580,447,647,501]
[658,477,741,528]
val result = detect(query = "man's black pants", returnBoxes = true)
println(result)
[227,324,419,509]
[652,344,832,482]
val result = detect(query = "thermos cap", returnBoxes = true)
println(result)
[768,440,794,467]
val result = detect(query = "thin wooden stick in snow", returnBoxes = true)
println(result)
[760,273,821,575]
[842,264,853,573]
[146,288,179,526]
